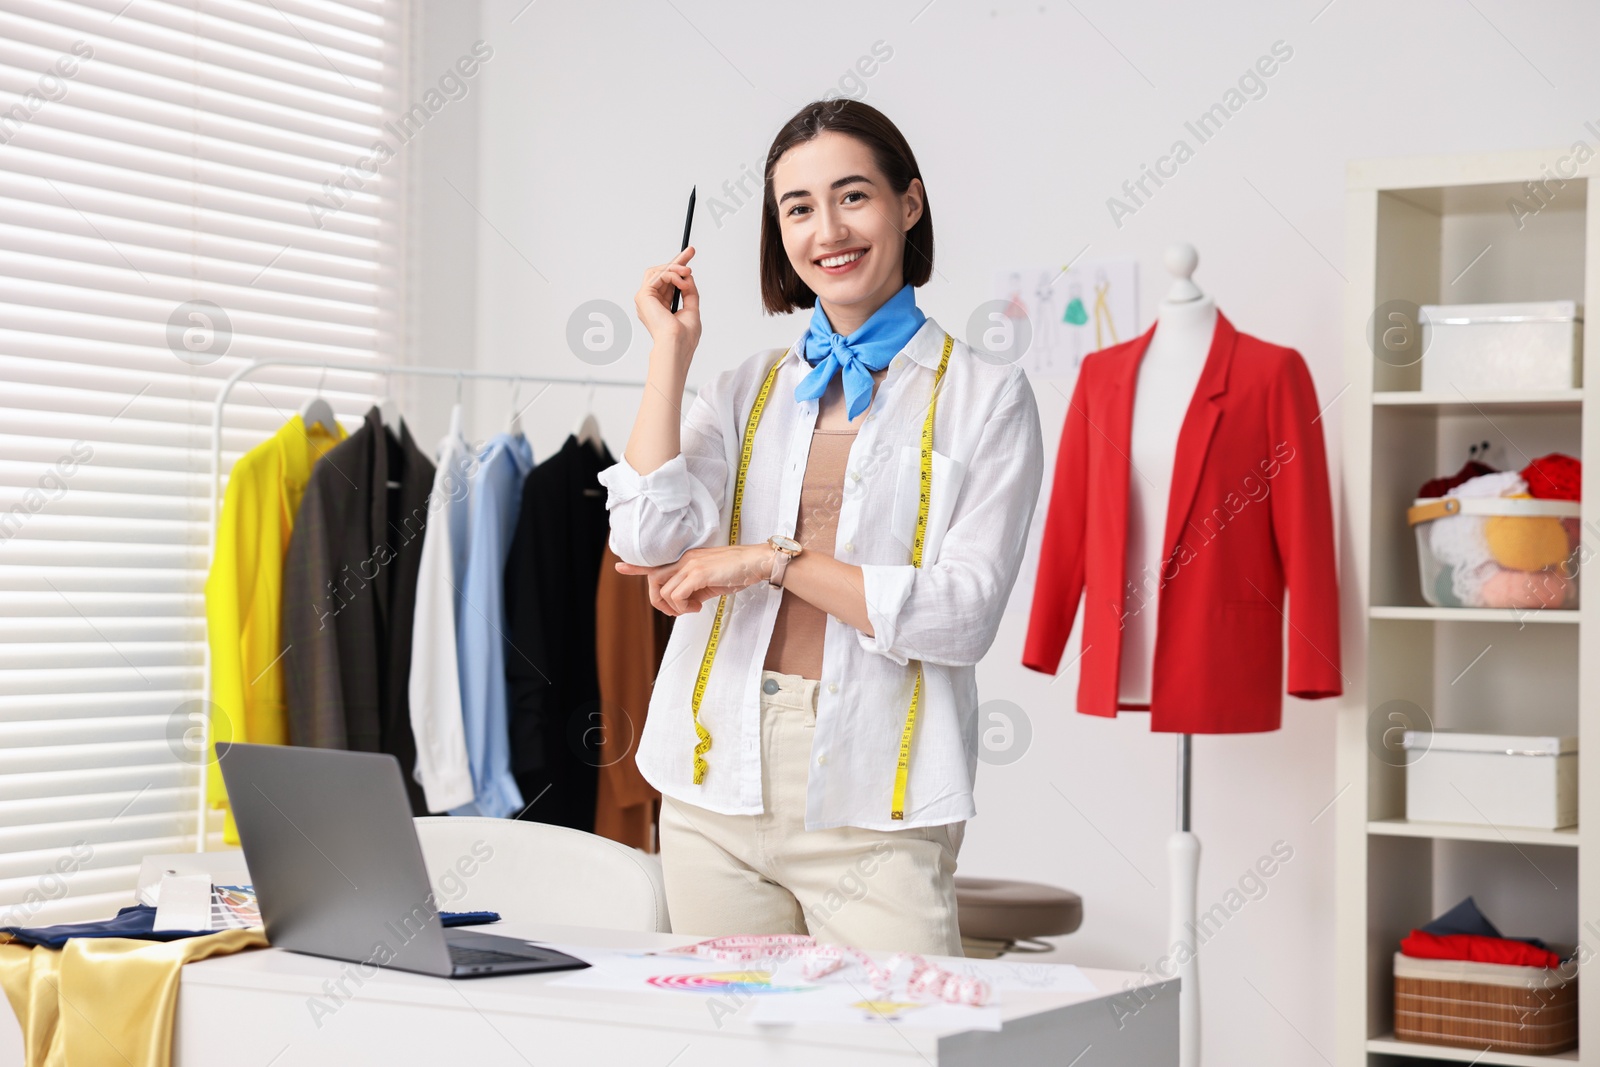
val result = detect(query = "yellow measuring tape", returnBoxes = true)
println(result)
[687,348,785,784]
[689,335,955,823]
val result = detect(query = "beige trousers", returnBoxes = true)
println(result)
[658,669,965,957]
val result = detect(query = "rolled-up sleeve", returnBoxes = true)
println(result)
[597,373,729,567]
[856,370,1044,667]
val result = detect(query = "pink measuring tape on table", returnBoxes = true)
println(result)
[663,934,994,1007]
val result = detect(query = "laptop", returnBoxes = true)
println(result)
[216,742,591,979]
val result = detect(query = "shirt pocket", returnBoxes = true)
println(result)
[891,444,967,564]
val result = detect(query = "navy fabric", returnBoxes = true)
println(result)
[2,904,501,949]
[1421,896,1501,938]
[1421,896,1549,950]
[0,906,211,949]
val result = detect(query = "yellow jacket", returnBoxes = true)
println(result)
[205,416,345,842]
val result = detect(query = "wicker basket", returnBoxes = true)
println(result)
[1393,952,1577,1055]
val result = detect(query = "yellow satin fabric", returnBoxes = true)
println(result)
[0,928,268,1067]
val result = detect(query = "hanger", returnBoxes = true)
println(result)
[508,378,522,436]
[573,382,603,456]
[448,372,464,441]
[376,394,403,437]
[298,365,339,437]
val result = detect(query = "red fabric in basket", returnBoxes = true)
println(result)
[1521,453,1581,502]
[1401,929,1561,969]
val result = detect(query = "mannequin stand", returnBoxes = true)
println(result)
[1170,732,1200,1067]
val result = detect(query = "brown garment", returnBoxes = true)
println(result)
[762,426,858,678]
[594,543,673,851]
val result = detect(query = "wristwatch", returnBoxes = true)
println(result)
[766,534,802,588]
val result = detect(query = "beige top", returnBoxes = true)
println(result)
[762,425,857,678]
[761,361,887,680]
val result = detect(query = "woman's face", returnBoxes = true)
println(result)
[772,130,923,331]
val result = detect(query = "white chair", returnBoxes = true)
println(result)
[413,817,671,933]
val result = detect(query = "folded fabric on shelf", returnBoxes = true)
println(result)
[1400,929,1562,969]
[1399,896,1562,969]
[1420,894,1550,946]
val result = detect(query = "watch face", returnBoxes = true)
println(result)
[770,535,801,554]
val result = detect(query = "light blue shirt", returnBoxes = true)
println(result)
[450,432,534,819]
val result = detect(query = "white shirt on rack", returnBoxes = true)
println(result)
[407,432,477,812]
[596,317,1044,830]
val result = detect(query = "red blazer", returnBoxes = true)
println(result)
[1021,310,1341,733]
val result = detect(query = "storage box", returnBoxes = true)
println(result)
[1401,730,1576,830]
[1420,300,1583,391]
[1408,495,1582,610]
[1394,952,1577,1055]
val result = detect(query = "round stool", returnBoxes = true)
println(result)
[954,876,1083,959]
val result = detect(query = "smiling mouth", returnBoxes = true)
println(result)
[815,247,868,269]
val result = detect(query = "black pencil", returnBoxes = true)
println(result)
[669,186,695,315]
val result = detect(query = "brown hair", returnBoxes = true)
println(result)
[759,100,934,315]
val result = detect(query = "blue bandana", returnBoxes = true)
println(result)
[794,283,926,420]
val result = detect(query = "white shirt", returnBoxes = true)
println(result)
[596,316,1044,830]
[407,433,476,812]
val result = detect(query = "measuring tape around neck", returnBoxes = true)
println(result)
[689,334,955,823]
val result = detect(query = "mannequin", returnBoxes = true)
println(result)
[1125,244,1213,1067]
[1120,254,1216,705]
[1024,242,1341,1067]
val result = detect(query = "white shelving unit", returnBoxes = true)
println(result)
[1364,1036,1579,1066]
[1337,148,1600,1065]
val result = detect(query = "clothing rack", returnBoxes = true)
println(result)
[197,357,688,847]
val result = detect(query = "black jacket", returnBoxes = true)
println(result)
[504,434,615,832]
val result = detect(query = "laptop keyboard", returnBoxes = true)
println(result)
[449,944,543,967]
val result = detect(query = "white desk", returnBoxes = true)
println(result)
[173,921,1176,1065]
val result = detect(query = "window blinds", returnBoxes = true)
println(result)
[0,0,406,926]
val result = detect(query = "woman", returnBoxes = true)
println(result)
[597,100,1043,957]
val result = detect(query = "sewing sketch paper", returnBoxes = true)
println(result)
[992,260,1139,380]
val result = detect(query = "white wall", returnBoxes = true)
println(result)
[397,0,485,431]
[413,2,1600,1062]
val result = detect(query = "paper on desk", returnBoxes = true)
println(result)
[750,984,1003,1030]
[942,956,1096,994]
[211,885,262,929]
[151,873,212,931]
[529,942,729,971]
[537,943,814,994]
[535,941,1080,1031]
[543,949,1002,1029]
